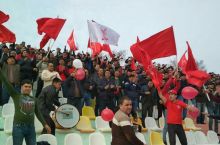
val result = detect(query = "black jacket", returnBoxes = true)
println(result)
[37,85,60,117]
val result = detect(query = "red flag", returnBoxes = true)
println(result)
[36,17,51,35]
[87,38,91,48]
[147,66,163,90]
[88,39,102,57]
[0,11,9,24]
[130,37,163,89]
[185,41,198,72]
[138,26,177,60]
[67,31,77,51]
[178,51,187,73]
[38,18,66,39]
[40,34,50,49]
[130,58,137,71]
[186,70,210,87]
[130,38,143,63]
[0,25,16,43]
[143,52,163,90]
[102,44,113,58]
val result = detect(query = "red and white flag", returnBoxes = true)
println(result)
[67,31,77,51]
[87,20,120,46]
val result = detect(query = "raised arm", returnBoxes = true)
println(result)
[0,68,19,98]
[158,90,167,104]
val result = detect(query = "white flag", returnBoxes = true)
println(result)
[87,20,120,46]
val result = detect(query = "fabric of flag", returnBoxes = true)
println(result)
[185,41,198,72]
[137,26,177,60]
[130,37,143,63]
[0,25,16,43]
[130,58,137,71]
[36,17,51,34]
[40,34,50,49]
[102,44,113,58]
[146,66,163,90]
[67,31,77,51]
[37,17,66,49]
[38,18,66,40]
[130,41,162,89]
[178,51,187,73]
[87,20,120,46]
[88,39,102,57]
[0,11,9,24]
[186,70,210,87]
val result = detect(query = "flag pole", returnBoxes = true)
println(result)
[203,85,211,101]
[46,39,55,57]
[174,55,179,75]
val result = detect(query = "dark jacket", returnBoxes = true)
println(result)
[63,76,85,99]
[140,85,156,106]
[18,58,35,82]
[124,80,140,100]
[37,85,60,117]
[97,78,115,99]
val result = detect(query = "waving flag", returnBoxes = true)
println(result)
[130,40,162,89]
[133,27,177,60]
[0,25,16,43]
[178,51,187,73]
[185,41,198,72]
[37,17,66,48]
[102,44,113,58]
[37,18,66,39]
[0,11,9,24]
[88,39,102,57]
[186,70,210,88]
[130,36,143,63]
[87,20,120,46]
[182,42,210,87]
[67,31,77,51]
[36,17,51,34]
[40,34,50,49]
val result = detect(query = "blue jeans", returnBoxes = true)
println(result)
[83,93,91,106]
[196,102,205,124]
[214,103,220,132]
[131,98,138,113]
[206,101,214,130]
[12,123,36,145]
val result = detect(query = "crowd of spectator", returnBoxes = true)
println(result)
[0,41,220,132]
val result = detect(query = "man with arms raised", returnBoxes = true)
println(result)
[0,68,51,145]
[158,89,194,145]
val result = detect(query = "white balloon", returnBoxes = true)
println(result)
[72,59,83,68]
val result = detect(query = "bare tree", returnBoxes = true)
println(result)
[197,60,206,71]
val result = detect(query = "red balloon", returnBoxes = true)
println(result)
[181,86,198,100]
[188,106,200,119]
[101,108,114,121]
[75,68,85,80]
